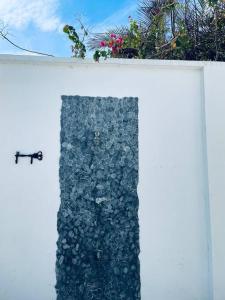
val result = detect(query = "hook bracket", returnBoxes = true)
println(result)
[15,151,43,164]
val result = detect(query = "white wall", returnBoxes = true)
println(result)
[0,55,224,300]
[204,64,225,300]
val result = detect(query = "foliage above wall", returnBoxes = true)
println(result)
[63,25,87,59]
[92,18,143,61]
[64,0,225,62]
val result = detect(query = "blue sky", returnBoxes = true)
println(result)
[0,0,138,57]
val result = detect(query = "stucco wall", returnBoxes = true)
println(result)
[0,55,224,300]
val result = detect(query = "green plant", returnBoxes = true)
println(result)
[63,24,87,59]
[64,0,225,62]
[93,49,111,61]
[138,0,225,61]
[124,18,142,49]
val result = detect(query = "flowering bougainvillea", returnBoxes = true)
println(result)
[93,34,125,61]
[100,33,124,54]
[93,18,143,61]
[64,0,225,62]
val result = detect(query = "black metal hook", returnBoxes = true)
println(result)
[15,151,43,164]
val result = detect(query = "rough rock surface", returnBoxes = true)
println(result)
[56,95,140,300]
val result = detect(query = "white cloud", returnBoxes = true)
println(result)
[93,2,137,33]
[0,0,62,32]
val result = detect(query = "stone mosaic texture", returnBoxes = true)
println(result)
[56,95,140,300]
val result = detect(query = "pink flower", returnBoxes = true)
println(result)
[116,38,123,44]
[110,33,116,39]
[99,40,106,47]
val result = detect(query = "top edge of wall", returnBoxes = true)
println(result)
[0,54,224,70]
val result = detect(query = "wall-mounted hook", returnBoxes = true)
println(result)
[15,151,43,164]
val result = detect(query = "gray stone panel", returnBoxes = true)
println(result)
[56,96,140,300]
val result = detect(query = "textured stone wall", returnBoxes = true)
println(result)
[56,95,140,300]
